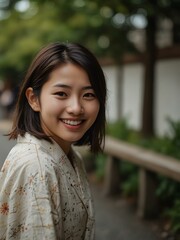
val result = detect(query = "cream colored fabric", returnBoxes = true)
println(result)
[0,133,95,239]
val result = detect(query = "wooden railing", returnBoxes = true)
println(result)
[103,136,180,218]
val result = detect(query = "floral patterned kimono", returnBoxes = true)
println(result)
[0,133,95,239]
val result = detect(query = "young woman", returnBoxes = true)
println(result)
[0,42,106,239]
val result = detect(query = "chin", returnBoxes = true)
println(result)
[64,136,83,143]
[75,135,86,142]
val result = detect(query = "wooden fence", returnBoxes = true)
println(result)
[103,136,180,218]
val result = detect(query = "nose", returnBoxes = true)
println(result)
[66,98,83,115]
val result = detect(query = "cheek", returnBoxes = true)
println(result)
[41,105,62,117]
[40,96,62,113]
[88,102,100,119]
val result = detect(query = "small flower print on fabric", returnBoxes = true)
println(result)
[0,202,9,215]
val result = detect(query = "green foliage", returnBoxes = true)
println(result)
[165,200,180,234]
[95,153,107,180]
[0,0,138,81]
[120,162,138,196]
[156,177,180,203]
[166,118,180,158]
[1,0,179,81]
[121,173,138,197]
[135,118,180,159]
[106,118,131,140]
[0,5,65,80]
[107,117,180,160]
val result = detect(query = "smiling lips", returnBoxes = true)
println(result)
[61,119,83,126]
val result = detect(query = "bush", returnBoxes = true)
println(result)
[95,153,107,180]
[165,200,180,234]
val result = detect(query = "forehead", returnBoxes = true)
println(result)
[44,63,91,88]
[53,63,87,77]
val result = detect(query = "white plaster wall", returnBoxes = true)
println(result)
[101,58,180,136]
[155,59,180,135]
[122,63,143,129]
[102,65,121,122]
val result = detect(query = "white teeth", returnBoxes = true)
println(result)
[62,120,82,126]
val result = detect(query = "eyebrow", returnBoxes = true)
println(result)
[53,84,93,90]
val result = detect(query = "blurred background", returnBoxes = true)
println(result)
[0,0,180,135]
[0,0,180,239]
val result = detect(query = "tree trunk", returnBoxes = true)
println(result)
[141,14,157,137]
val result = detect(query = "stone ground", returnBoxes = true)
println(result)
[91,181,161,240]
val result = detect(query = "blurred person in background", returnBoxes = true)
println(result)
[0,42,106,239]
[0,79,18,119]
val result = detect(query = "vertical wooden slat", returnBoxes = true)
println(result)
[137,168,159,218]
[103,156,120,196]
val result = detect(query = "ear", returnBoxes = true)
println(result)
[25,87,40,112]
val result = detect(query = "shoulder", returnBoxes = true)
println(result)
[1,137,58,181]
[0,142,60,201]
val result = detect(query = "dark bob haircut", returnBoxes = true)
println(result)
[9,42,107,153]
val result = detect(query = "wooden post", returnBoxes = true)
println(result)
[103,156,120,196]
[137,168,159,218]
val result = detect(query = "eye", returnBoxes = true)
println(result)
[54,91,67,98]
[83,92,96,99]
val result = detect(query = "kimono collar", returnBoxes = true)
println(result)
[17,132,71,159]
[17,132,79,188]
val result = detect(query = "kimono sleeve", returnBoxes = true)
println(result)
[0,154,63,240]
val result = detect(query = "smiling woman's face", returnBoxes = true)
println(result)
[27,63,100,153]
